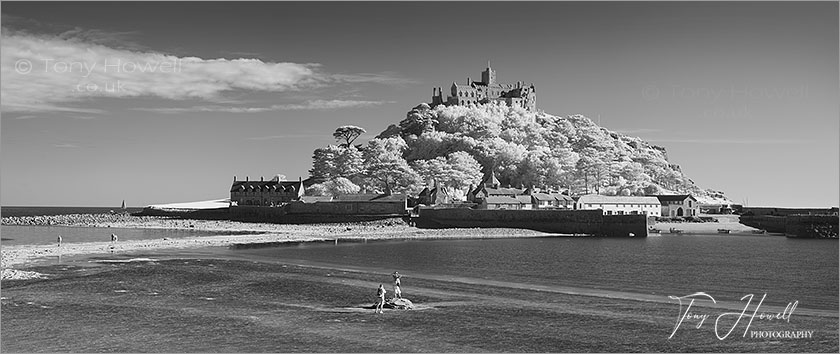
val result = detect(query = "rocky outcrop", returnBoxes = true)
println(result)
[385,298,414,310]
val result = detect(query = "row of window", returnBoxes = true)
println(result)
[585,203,658,208]
[233,187,296,193]
[235,200,288,206]
[605,210,658,216]
[457,89,505,98]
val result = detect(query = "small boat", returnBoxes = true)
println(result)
[717,229,731,234]
[669,227,683,234]
[648,228,661,234]
[751,229,766,234]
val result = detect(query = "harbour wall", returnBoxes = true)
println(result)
[136,201,407,224]
[741,207,839,217]
[414,208,647,237]
[784,215,838,238]
[739,214,839,238]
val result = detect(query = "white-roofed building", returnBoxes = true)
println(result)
[576,195,661,217]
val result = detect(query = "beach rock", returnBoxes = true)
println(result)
[385,298,414,310]
[1,269,47,280]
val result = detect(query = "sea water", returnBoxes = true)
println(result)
[3,206,837,312]
[227,235,839,312]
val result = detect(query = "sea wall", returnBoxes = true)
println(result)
[285,201,406,216]
[738,215,787,233]
[226,202,406,223]
[739,214,839,238]
[414,208,647,237]
[741,207,839,217]
[785,215,839,239]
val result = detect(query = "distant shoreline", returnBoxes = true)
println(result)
[0,214,553,274]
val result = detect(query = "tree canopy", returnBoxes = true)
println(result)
[305,104,729,203]
[333,125,366,147]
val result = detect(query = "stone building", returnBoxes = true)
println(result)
[576,195,662,217]
[467,170,526,203]
[467,170,575,210]
[229,175,305,206]
[431,63,536,111]
[653,195,699,217]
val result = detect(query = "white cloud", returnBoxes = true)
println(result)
[0,29,407,113]
[133,99,390,114]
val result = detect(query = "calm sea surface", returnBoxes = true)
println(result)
[227,235,839,311]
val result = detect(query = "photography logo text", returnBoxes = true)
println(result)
[13,58,183,94]
[668,292,814,341]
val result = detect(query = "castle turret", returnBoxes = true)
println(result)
[431,87,444,106]
[481,61,496,85]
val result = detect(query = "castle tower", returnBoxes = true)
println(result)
[431,87,444,106]
[481,61,496,85]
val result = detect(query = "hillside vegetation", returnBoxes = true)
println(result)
[309,102,730,204]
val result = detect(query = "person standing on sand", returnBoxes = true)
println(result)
[392,271,402,300]
[57,235,62,246]
[375,284,386,314]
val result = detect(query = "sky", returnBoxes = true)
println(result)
[1,1,837,208]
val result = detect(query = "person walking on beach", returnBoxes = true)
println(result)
[110,233,118,242]
[57,235,62,246]
[375,284,386,314]
[392,271,402,300]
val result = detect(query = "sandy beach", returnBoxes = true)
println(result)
[1,215,553,276]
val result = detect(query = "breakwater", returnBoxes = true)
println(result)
[414,208,647,237]
[740,214,839,238]
[2,213,141,227]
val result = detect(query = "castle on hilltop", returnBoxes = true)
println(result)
[431,63,536,111]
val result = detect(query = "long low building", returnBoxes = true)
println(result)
[576,195,661,217]
[230,176,306,207]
